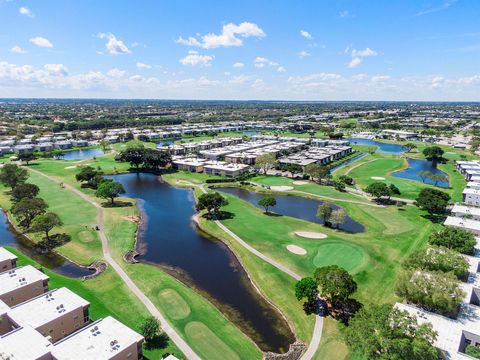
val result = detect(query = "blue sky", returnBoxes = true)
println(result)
[0,0,479,100]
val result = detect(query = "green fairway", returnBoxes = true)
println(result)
[7,247,183,359]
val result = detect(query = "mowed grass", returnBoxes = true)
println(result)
[103,200,262,360]
[7,247,183,359]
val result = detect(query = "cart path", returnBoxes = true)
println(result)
[28,167,202,360]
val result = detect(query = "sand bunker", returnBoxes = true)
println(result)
[295,231,328,239]
[270,185,294,191]
[292,181,308,185]
[371,176,386,180]
[64,166,77,169]
[286,244,307,255]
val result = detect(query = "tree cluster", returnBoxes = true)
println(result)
[115,143,172,171]
[415,188,450,216]
[364,182,400,201]
[316,202,347,228]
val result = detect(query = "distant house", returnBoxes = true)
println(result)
[463,188,480,206]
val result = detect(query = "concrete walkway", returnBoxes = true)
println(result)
[28,168,202,360]
[197,185,324,360]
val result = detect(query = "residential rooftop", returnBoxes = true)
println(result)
[0,325,53,359]
[0,265,49,294]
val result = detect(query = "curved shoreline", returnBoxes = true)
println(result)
[0,208,102,279]
[125,183,298,355]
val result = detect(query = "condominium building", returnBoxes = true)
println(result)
[0,265,49,306]
[0,247,17,272]
[0,325,54,360]
[52,316,144,360]
[9,288,90,342]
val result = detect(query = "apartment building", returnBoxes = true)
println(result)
[0,265,49,306]
[52,316,144,360]
[9,288,90,342]
[0,247,17,272]
[463,188,480,206]
[0,325,54,360]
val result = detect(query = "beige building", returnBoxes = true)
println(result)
[0,325,54,360]
[52,316,144,360]
[9,287,90,342]
[0,265,49,306]
[0,247,17,272]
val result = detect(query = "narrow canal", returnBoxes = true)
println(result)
[109,173,295,353]
[0,211,95,278]
[217,187,365,233]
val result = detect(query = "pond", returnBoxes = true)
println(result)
[108,173,294,353]
[347,138,405,154]
[217,187,365,233]
[392,158,449,188]
[0,211,95,278]
[60,148,105,160]
[156,140,174,147]
[242,130,258,136]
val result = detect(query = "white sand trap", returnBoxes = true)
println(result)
[270,185,294,191]
[286,244,307,255]
[293,181,308,185]
[371,176,386,180]
[64,166,77,169]
[295,231,328,239]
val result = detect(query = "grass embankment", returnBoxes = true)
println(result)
[6,246,182,359]
[102,201,262,360]
[2,155,263,360]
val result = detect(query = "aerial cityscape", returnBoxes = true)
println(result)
[1,1,480,360]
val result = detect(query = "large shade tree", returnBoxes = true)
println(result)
[314,265,357,305]
[0,164,29,190]
[30,212,63,242]
[429,226,476,255]
[95,181,125,204]
[345,304,439,360]
[196,192,229,216]
[11,197,48,228]
[415,188,450,215]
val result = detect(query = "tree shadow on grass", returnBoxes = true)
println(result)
[144,333,170,350]
[100,201,133,208]
[36,233,71,252]
[264,212,283,217]
[420,214,446,224]
[201,211,235,220]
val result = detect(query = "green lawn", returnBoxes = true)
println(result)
[7,247,183,360]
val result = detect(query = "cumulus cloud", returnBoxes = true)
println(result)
[300,30,313,40]
[176,22,265,49]
[233,62,245,68]
[277,66,286,73]
[136,62,151,69]
[339,10,350,18]
[254,57,277,68]
[299,50,311,58]
[179,51,214,66]
[43,64,68,76]
[347,47,378,68]
[19,6,34,17]
[10,45,27,54]
[107,68,126,78]
[30,36,53,48]
[97,33,130,55]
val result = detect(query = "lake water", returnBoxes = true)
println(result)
[347,138,405,154]
[242,131,258,136]
[0,211,95,278]
[217,187,365,233]
[392,158,449,188]
[156,140,174,147]
[60,148,105,160]
[109,173,294,353]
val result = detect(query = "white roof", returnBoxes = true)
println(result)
[463,188,480,196]
[0,266,49,295]
[0,299,9,315]
[9,288,89,329]
[467,182,480,188]
[0,326,53,359]
[444,216,480,232]
[452,204,480,217]
[52,316,143,360]
[0,247,17,263]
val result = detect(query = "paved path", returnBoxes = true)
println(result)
[197,185,324,360]
[29,168,202,360]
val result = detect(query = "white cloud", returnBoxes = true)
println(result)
[416,0,457,16]
[229,74,252,84]
[176,22,265,49]
[277,66,286,73]
[339,10,350,18]
[179,51,214,66]
[347,47,378,68]
[19,6,34,17]
[107,68,126,78]
[300,30,313,40]
[136,62,151,69]
[254,57,278,68]
[299,50,311,58]
[371,75,391,83]
[97,33,130,55]
[233,62,245,68]
[348,57,362,68]
[10,45,27,54]
[29,36,53,48]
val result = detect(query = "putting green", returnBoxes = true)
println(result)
[185,321,240,360]
[158,288,191,320]
[313,241,369,274]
